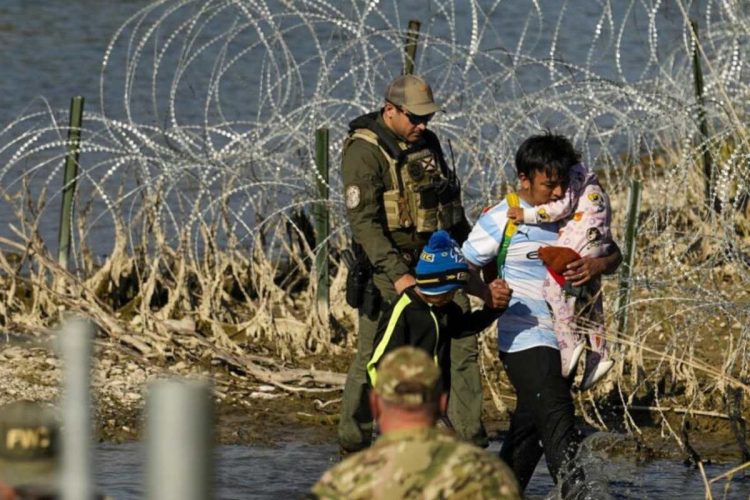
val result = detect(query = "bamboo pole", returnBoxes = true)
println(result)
[60,316,95,500]
[403,20,421,75]
[315,128,330,322]
[57,96,84,270]
[690,19,715,213]
[616,180,642,339]
[146,378,214,500]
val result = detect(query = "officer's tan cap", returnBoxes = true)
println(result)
[0,400,59,487]
[374,346,441,406]
[384,75,442,116]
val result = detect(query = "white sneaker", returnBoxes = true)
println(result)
[561,340,586,378]
[580,353,614,391]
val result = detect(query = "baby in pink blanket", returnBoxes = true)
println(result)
[508,163,614,390]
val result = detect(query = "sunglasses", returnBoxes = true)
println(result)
[402,108,434,126]
[404,110,433,126]
[389,101,433,125]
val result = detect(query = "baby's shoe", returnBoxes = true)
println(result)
[580,337,614,390]
[559,336,585,378]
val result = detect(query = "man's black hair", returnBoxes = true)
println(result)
[515,133,580,181]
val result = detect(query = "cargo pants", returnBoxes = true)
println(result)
[337,285,488,451]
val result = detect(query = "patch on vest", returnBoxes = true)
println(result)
[345,185,361,209]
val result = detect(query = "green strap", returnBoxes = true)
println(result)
[496,193,520,271]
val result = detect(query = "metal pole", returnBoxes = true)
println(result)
[690,20,714,213]
[403,20,421,75]
[315,128,330,321]
[60,316,95,500]
[146,378,214,500]
[57,96,85,270]
[616,180,642,339]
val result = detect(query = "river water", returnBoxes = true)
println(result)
[4,1,750,498]
[95,438,750,499]
[0,0,710,253]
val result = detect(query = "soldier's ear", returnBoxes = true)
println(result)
[383,102,397,118]
[369,390,381,420]
[438,393,449,415]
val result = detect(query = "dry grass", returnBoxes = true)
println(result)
[0,3,749,490]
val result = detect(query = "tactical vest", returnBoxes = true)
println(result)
[344,124,463,234]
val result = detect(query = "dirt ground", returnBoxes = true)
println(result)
[2,335,747,467]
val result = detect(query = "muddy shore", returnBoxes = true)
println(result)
[1,336,747,466]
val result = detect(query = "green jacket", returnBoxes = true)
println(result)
[342,111,471,298]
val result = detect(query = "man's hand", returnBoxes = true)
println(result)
[563,257,602,286]
[564,244,623,286]
[506,207,523,223]
[394,274,417,295]
[485,278,512,309]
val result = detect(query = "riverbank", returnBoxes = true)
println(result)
[2,334,748,467]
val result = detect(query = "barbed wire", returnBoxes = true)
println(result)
[0,0,748,369]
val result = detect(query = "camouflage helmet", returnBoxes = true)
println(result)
[374,346,441,406]
[0,400,59,487]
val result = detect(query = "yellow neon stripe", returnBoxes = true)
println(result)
[428,307,439,366]
[367,293,412,386]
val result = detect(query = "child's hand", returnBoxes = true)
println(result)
[507,207,523,223]
[486,278,512,309]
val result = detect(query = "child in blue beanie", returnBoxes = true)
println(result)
[367,230,505,394]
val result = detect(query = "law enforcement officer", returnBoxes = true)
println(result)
[0,400,59,499]
[339,74,512,454]
[313,347,520,499]
[0,400,109,500]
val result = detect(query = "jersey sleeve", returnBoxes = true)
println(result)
[461,202,508,267]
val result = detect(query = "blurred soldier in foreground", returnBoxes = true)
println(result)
[0,400,60,500]
[312,347,520,499]
[0,400,108,500]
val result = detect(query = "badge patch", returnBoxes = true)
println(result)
[345,185,361,209]
[420,251,435,262]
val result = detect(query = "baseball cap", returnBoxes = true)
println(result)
[384,75,442,116]
[374,346,441,406]
[0,400,59,488]
[415,230,469,295]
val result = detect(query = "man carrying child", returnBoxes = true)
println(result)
[462,133,622,497]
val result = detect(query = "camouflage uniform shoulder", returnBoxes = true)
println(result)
[311,428,520,499]
[420,436,521,499]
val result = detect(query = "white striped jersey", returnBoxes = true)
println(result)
[462,197,559,353]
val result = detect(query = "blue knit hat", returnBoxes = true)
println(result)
[415,230,469,295]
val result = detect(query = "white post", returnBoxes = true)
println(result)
[146,378,214,500]
[60,316,95,500]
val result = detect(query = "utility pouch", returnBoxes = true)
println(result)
[439,200,465,228]
[361,278,382,319]
[344,243,380,315]
[345,261,368,309]
[383,189,408,230]
[414,185,439,233]
[436,177,464,228]
[343,249,362,308]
